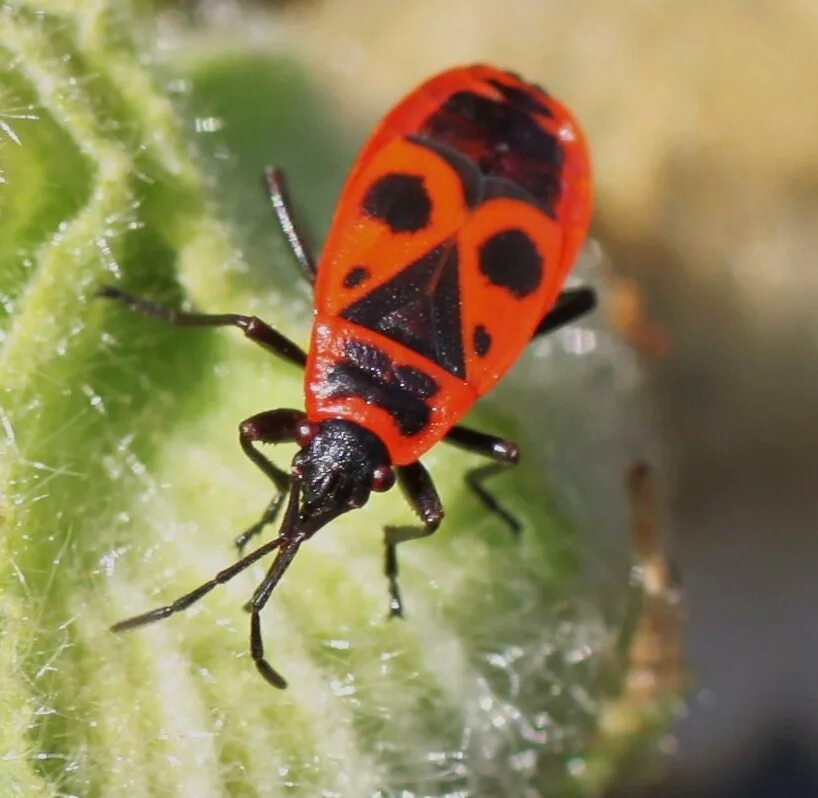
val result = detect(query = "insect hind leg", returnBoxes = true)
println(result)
[533,286,596,338]
[465,464,522,535]
[263,166,317,286]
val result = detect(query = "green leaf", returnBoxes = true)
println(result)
[0,3,674,795]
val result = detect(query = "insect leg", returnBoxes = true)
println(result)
[97,285,307,368]
[442,287,593,531]
[263,166,317,285]
[533,286,596,338]
[384,461,444,618]
[235,408,304,551]
[233,494,286,554]
[444,425,522,535]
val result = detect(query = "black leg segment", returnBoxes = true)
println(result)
[384,461,444,618]
[97,285,307,368]
[235,408,304,551]
[239,408,304,484]
[234,494,287,554]
[264,166,317,285]
[444,425,522,535]
[444,425,519,463]
[533,286,596,338]
[466,464,522,535]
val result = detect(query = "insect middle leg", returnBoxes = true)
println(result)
[384,461,444,618]
[443,425,522,534]
[438,287,596,534]
[235,408,305,552]
[97,285,307,368]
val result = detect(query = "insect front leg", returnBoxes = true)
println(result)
[234,494,288,555]
[97,285,308,368]
[443,425,522,535]
[235,408,305,551]
[263,166,317,285]
[384,461,444,618]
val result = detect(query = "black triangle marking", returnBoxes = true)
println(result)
[340,240,465,379]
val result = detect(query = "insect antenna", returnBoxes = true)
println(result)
[246,478,308,688]
[110,480,301,635]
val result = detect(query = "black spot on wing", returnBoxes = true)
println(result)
[362,173,431,233]
[343,338,391,376]
[478,229,543,299]
[418,90,563,217]
[487,78,554,117]
[406,134,482,208]
[341,240,465,379]
[393,364,439,398]
[473,324,492,357]
[343,266,370,289]
[324,340,440,436]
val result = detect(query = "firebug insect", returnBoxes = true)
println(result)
[101,64,594,688]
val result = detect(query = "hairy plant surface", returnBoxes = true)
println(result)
[0,3,666,796]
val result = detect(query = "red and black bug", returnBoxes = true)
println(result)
[101,64,594,688]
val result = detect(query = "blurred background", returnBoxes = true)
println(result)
[159,1,818,794]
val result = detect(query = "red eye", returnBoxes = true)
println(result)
[295,420,320,447]
[371,465,395,493]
